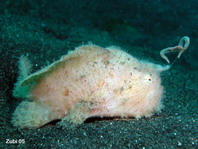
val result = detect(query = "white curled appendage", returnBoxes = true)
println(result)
[160,36,190,64]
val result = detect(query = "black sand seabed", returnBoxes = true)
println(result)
[0,0,197,148]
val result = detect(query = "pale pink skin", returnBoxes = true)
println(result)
[12,45,169,128]
[31,45,165,124]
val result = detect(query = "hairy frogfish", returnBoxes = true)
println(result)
[11,36,190,128]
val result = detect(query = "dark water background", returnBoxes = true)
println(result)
[0,0,197,148]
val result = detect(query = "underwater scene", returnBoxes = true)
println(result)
[0,0,197,148]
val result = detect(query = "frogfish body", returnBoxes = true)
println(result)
[12,44,170,128]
